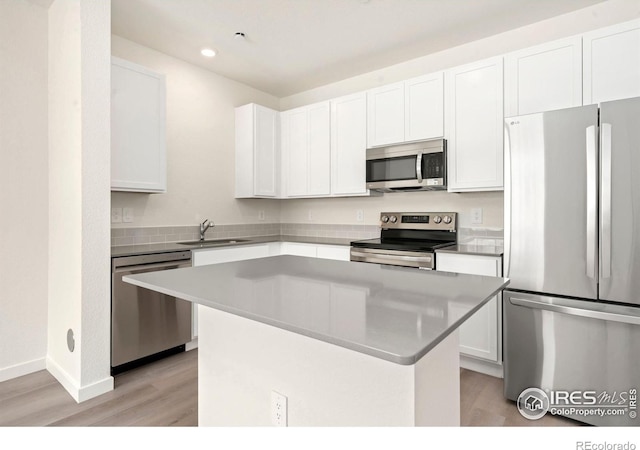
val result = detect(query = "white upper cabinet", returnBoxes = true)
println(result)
[235,103,279,198]
[281,102,331,197]
[445,57,504,192]
[367,82,405,147]
[330,92,368,196]
[504,36,582,117]
[367,72,444,147]
[404,72,445,142]
[583,19,640,105]
[111,57,167,193]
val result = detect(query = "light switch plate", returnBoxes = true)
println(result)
[123,207,134,223]
[111,208,122,223]
[470,208,483,225]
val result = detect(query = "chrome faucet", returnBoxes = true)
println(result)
[199,219,214,241]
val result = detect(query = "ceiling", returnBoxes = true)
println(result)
[111,0,606,97]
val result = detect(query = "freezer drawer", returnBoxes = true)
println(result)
[503,290,640,426]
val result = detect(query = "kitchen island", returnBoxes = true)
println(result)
[123,255,509,426]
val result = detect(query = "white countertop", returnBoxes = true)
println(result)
[123,255,509,365]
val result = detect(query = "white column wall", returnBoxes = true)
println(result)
[47,0,112,402]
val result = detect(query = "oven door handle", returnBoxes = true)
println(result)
[350,250,432,263]
[416,152,423,183]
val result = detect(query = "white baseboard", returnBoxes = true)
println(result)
[46,357,113,403]
[0,357,46,383]
[460,355,504,378]
[186,338,198,351]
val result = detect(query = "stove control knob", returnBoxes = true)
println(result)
[433,215,442,224]
[443,215,452,224]
[381,215,389,223]
[389,215,398,223]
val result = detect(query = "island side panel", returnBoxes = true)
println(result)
[414,330,460,426]
[198,305,460,426]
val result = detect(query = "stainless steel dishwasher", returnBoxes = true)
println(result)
[111,251,192,374]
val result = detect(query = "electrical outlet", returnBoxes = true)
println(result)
[356,209,364,222]
[308,210,313,222]
[258,210,265,221]
[123,207,134,223]
[271,391,288,427]
[470,208,483,225]
[111,208,122,223]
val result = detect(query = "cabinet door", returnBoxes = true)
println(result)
[437,253,501,362]
[281,102,330,198]
[331,93,367,195]
[280,242,317,257]
[307,102,331,195]
[191,243,271,338]
[316,245,350,261]
[111,57,166,193]
[254,105,279,197]
[282,108,309,196]
[446,57,504,192]
[367,82,405,147]
[583,19,640,104]
[192,244,271,266]
[405,72,444,141]
[505,37,582,116]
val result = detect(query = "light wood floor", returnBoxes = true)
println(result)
[0,350,581,427]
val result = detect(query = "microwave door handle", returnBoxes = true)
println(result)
[416,152,423,183]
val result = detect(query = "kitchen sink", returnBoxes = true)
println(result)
[178,239,250,247]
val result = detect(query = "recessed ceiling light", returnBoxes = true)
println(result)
[201,48,217,57]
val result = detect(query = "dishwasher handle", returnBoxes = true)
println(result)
[113,260,191,274]
[509,296,640,326]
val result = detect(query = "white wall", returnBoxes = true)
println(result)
[48,0,112,402]
[110,36,282,227]
[279,0,640,228]
[0,0,49,382]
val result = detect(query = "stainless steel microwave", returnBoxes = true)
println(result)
[366,138,446,192]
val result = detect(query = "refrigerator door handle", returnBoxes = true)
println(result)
[509,296,640,325]
[503,123,512,277]
[601,123,612,279]
[586,125,598,280]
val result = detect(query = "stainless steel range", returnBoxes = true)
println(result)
[350,212,457,270]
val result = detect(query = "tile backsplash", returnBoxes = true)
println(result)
[458,227,504,247]
[111,222,503,247]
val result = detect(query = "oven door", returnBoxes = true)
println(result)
[350,247,434,269]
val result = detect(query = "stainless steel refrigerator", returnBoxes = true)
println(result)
[503,96,640,426]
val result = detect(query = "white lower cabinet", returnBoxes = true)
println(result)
[191,243,276,338]
[437,252,503,376]
[316,244,350,261]
[190,242,350,338]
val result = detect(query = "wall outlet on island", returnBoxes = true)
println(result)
[271,391,288,427]
[356,209,364,222]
